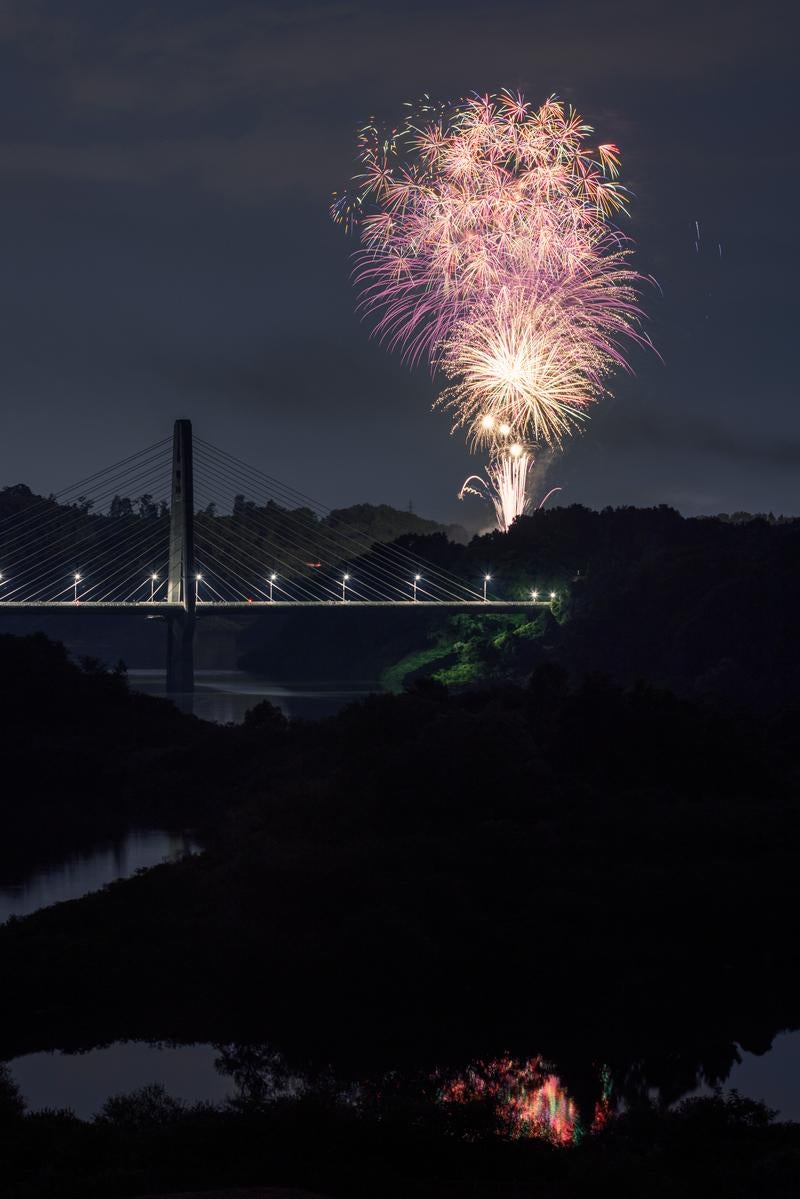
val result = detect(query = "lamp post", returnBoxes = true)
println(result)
[531,588,538,602]
[412,574,421,602]
[149,573,159,602]
[195,573,202,603]
[73,572,81,603]
[268,573,277,603]
[341,573,350,602]
[483,574,491,602]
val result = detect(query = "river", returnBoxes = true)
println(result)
[1,676,377,1113]
[128,669,380,724]
[0,828,200,924]
[3,674,798,1127]
[3,823,799,1124]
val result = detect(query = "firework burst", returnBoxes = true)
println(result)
[333,90,649,527]
[439,289,606,450]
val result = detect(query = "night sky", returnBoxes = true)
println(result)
[0,0,796,526]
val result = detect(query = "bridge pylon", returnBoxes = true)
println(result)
[165,419,196,694]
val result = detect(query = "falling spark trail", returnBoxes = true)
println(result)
[538,486,563,508]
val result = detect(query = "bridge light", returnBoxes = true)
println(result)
[531,589,538,600]
[341,574,350,602]
[550,590,556,600]
[73,573,81,603]
[268,573,277,602]
[149,573,159,602]
[412,574,421,602]
[483,574,491,602]
[195,574,202,603]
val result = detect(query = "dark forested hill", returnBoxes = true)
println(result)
[2,486,797,704]
[243,505,800,707]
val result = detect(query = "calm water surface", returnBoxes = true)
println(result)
[0,828,200,923]
[129,670,379,724]
[2,677,384,1113]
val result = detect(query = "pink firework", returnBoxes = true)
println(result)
[333,91,649,524]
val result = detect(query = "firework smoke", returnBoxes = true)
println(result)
[333,90,648,526]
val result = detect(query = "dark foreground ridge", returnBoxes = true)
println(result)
[1,501,799,1196]
[1,1069,799,1199]
[1,634,798,1076]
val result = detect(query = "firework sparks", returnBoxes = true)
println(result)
[333,90,649,526]
[460,450,533,532]
[460,450,563,532]
[440,289,609,450]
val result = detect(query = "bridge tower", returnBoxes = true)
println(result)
[165,419,196,693]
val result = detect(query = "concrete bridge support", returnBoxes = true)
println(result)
[165,419,196,694]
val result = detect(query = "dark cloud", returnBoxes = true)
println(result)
[0,0,788,199]
[597,402,800,471]
[0,0,796,521]
[152,333,413,418]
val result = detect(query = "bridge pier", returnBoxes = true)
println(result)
[165,419,196,694]
[165,610,195,695]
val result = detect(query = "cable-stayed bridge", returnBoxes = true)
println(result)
[0,420,548,691]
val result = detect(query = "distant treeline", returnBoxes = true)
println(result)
[0,482,465,602]
[240,503,800,708]
[3,486,798,703]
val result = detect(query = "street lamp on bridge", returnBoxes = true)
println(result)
[195,573,202,603]
[73,573,81,603]
[412,574,421,602]
[268,573,277,603]
[483,574,491,602]
[341,573,350,603]
[149,573,159,602]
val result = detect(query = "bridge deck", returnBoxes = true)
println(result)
[0,600,544,612]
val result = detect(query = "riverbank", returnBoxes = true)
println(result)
[2,649,798,1080]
